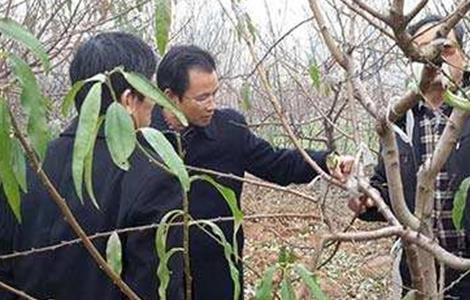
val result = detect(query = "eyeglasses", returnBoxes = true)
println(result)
[183,90,218,104]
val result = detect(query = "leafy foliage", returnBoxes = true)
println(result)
[155,0,172,55]
[452,177,470,230]
[155,210,184,300]
[0,18,50,71]
[8,54,50,160]
[105,102,136,171]
[141,127,190,192]
[72,82,102,202]
[106,231,123,275]
[0,99,22,221]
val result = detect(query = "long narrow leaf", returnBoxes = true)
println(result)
[84,116,105,210]
[0,18,50,71]
[105,102,136,170]
[254,265,277,300]
[0,99,21,221]
[72,83,102,202]
[120,70,187,126]
[155,0,172,55]
[198,220,240,300]
[294,264,328,300]
[141,127,190,192]
[280,277,296,300]
[8,54,50,160]
[11,139,27,193]
[452,177,470,230]
[106,231,123,275]
[61,73,106,117]
[155,210,184,300]
[191,175,243,229]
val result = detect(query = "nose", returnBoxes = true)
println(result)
[206,96,216,112]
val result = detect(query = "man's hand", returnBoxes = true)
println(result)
[326,154,355,182]
[348,195,375,215]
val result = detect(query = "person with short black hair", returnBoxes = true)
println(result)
[0,32,183,300]
[152,44,355,300]
[348,15,470,298]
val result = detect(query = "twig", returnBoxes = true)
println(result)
[8,109,141,299]
[0,279,40,300]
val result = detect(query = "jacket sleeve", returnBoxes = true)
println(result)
[358,149,389,222]
[234,111,330,186]
[0,193,17,300]
[120,171,184,300]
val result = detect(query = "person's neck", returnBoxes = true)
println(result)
[162,109,186,132]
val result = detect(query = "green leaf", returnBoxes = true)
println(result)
[155,210,184,300]
[62,73,106,117]
[278,246,297,265]
[120,70,187,126]
[0,18,50,71]
[105,102,136,171]
[72,82,102,202]
[444,90,470,112]
[294,264,328,300]
[155,0,172,55]
[84,116,105,210]
[309,62,321,90]
[191,175,243,230]
[0,99,21,222]
[8,54,50,160]
[254,265,277,300]
[240,82,251,111]
[280,277,296,300]
[106,231,122,275]
[452,177,470,230]
[11,139,27,193]
[198,220,241,300]
[140,127,190,192]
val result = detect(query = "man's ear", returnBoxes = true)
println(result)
[164,88,179,103]
[120,89,138,114]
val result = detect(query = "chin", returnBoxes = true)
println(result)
[197,118,212,127]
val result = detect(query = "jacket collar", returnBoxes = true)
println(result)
[60,117,106,139]
[151,106,216,140]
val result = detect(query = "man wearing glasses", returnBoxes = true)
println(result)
[152,45,354,299]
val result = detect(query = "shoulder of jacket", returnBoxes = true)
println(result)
[216,108,247,125]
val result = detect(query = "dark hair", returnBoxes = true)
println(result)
[408,15,465,48]
[69,32,157,113]
[156,45,216,98]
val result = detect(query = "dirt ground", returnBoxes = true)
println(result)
[241,178,395,299]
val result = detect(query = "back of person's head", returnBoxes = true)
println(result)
[69,32,157,113]
[408,15,465,48]
[156,45,216,99]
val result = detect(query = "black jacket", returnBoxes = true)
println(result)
[152,107,330,300]
[0,120,183,300]
[359,105,470,296]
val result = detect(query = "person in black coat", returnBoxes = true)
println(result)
[348,16,470,298]
[0,32,183,300]
[152,45,355,300]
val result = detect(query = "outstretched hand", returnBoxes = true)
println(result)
[327,154,355,183]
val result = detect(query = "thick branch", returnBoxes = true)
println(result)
[308,0,349,70]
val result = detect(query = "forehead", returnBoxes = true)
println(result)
[186,68,218,88]
[414,23,459,45]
